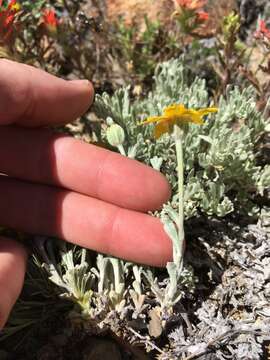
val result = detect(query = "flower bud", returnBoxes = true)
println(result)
[106,124,125,147]
[106,117,114,126]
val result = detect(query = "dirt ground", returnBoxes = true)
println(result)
[84,0,237,31]
[106,0,237,29]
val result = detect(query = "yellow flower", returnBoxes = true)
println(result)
[12,3,20,11]
[8,1,21,12]
[139,103,218,139]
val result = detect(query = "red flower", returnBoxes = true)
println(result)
[197,10,209,21]
[43,9,58,27]
[176,0,206,10]
[42,9,58,34]
[0,0,20,43]
[174,0,209,30]
[254,19,270,40]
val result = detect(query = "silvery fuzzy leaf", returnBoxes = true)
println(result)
[199,135,213,144]
[150,156,163,171]
[187,342,207,355]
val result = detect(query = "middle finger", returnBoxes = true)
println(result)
[0,126,170,212]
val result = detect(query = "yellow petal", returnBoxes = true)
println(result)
[163,104,185,117]
[138,104,218,136]
[188,114,204,124]
[10,2,21,11]
[197,107,218,116]
[138,115,168,125]
[154,121,170,139]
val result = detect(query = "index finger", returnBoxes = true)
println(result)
[0,59,94,127]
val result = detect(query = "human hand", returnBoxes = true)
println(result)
[0,59,172,329]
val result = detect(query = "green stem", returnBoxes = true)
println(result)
[174,125,185,269]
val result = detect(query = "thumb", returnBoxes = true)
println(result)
[0,237,27,329]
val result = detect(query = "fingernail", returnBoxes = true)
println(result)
[70,79,95,105]
[71,79,91,87]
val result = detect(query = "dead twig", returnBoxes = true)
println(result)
[181,329,270,360]
[127,326,166,355]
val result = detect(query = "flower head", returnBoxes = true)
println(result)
[8,0,20,11]
[0,0,20,42]
[139,104,218,139]
[42,8,58,33]
[254,19,270,40]
[197,10,209,21]
[176,0,206,10]
[173,0,209,34]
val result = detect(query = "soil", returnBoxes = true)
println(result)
[106,0,237,30]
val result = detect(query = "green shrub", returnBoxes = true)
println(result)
[95,58,268,219]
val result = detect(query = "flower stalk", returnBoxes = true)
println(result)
[139,103,218,277]
[174,125,185,270]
